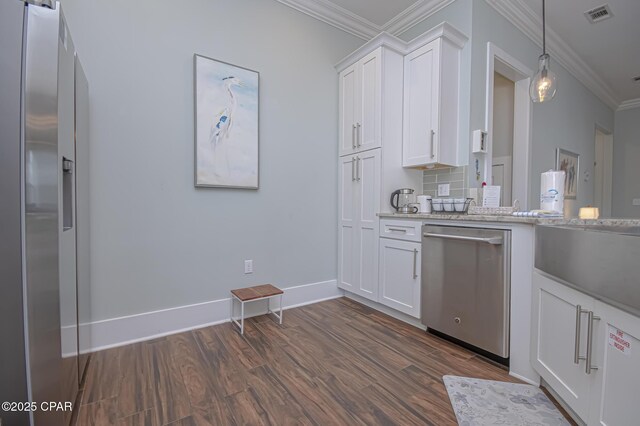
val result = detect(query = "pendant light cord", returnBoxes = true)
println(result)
[542,0,546,55]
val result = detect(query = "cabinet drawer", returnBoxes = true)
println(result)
[380,219,422,242]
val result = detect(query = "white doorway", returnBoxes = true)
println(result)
[484,43,533,209]
[492,156,513,207]
[594,126,613,217]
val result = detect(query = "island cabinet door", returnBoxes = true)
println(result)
[531,271,596,422]
[587,300,640,426]
[378,238,421,318]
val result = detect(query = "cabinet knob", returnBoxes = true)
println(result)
[454,317,461,324]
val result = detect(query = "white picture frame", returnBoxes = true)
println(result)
[194,54,259,189]
[556,148,579,199]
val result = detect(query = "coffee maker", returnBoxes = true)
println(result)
[390,188,418,214]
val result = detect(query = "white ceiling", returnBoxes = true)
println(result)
[327,0,420,26]
[279,0,640,108]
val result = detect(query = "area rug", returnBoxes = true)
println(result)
[443,375,570,425]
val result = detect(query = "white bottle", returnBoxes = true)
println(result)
[540,170,565,213]
[417,195,432,214]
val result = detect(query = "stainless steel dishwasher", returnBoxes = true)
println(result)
[421,225,511,361]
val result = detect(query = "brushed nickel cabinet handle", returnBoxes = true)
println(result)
[356,157,361,181]
[574,305,583,364]
[352,124,356,149]
[412,248,418,279]
[430,130,436,159]
[357,123,362,147]
[585,311,601,374]
[351,158,356,181]
[387,227,407,233]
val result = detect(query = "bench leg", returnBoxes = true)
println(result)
[279,294,283,325]
[240,300,245,335]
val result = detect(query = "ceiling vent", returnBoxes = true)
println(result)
[584,4,613,23]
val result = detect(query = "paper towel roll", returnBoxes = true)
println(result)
[540,170,565,213]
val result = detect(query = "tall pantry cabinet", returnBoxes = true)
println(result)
[336,36,421,302]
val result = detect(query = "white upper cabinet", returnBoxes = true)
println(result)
[402,28,465,168]
[339,48,381,156]
[403,41,440,166]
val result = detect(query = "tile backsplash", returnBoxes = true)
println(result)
[423,166,468,198]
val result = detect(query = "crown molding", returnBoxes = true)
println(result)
[334,32,406,72]
[485,0,620,110]
[334,22,468,72]
[382,0,456,35]
[276,0,379,40]
[277,0,455,40]
[618,98,640,111]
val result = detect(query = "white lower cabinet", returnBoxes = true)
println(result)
[532,271,640,425]
[338,149,381,301]
[587,300,640,426]
[378,238,421,318]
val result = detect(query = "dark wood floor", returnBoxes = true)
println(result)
[76,297,571,425]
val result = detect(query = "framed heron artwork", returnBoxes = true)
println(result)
[194,54,259,189]
[556,148,579,199]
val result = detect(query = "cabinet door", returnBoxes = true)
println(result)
[379,239,421,317]
[338,155,358,291]
[531,272,594,421]
[357,49,381,152]
[339,64,358,156]
[355,149,381,300]
[588,301,640,426]
[403,40,440,167]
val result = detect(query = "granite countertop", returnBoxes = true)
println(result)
[378,212,640,227]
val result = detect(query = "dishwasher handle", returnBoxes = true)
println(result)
[423,232,503,245]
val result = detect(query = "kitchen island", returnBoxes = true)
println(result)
[379,212,640,227]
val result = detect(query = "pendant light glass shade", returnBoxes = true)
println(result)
[530,54,557,103]
[530,0,557,103]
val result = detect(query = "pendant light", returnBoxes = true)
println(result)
[530,0,557,103]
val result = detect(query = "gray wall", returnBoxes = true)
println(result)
[613,108,640,217]
[60,0,363,321]
[403,0,614,214]
[470,0,614,215]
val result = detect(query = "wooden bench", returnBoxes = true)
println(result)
[230,284,284,334]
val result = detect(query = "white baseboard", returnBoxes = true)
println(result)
[509,371,540,386]
[343,292,426,330]
[84,279,341,352]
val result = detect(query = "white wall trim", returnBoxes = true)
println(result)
[83,279,342,352]
[383,0,456,36]
[484,42,533,210]
[484,0,621,110]
[276,0,379,40]
[510,371,539,387]
[344,292,426,330]
[618,98,640,111]
[334,22,468,72]
[277,0,456,40]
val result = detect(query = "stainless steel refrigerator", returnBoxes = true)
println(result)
[1,1,90,425]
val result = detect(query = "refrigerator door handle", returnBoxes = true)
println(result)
[62,157,74,231]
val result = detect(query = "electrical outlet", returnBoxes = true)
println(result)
[244,260,253,274]
[438,184,450,197]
